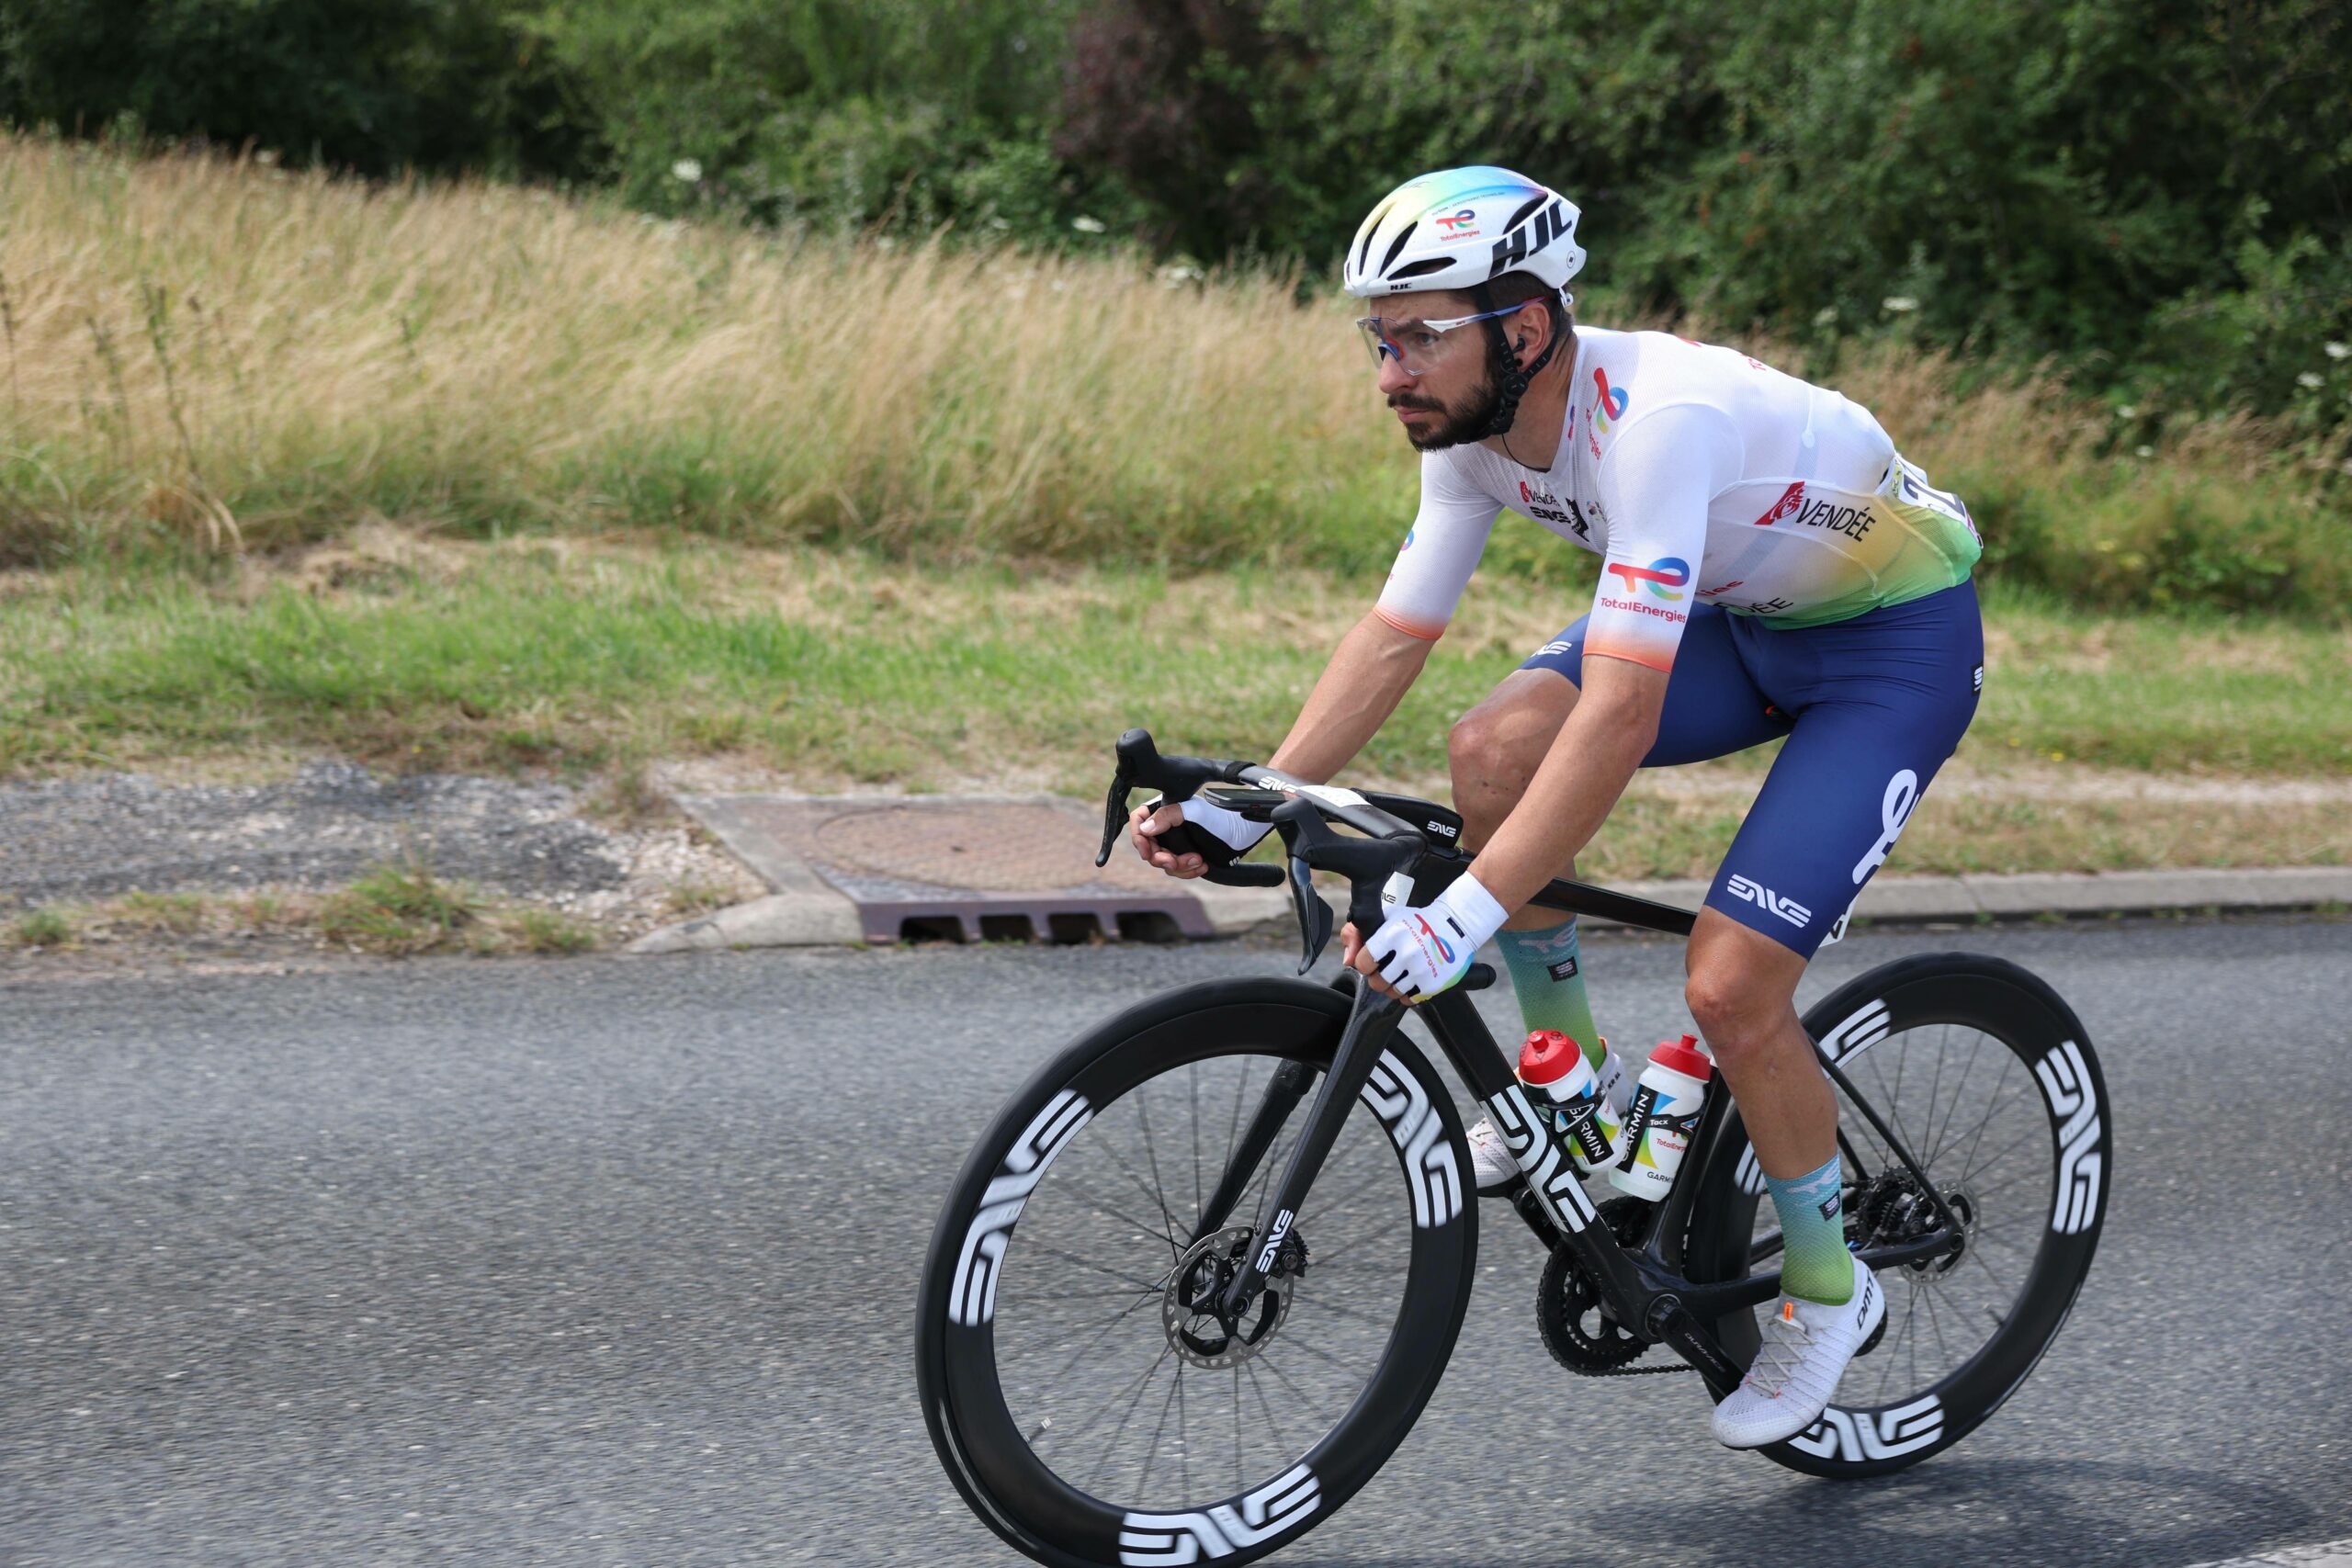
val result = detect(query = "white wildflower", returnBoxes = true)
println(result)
[2135,445,2155,457]
[1882,296,1918,313]
[2298,371,2325,389]
[1812,306,1839,327]
[2116,405,2137,419]
[1071,215,1108,234]
[2326,342,2350,360]
[671,159,703,184]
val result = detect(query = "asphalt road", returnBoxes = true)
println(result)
[4,919,2347,1567]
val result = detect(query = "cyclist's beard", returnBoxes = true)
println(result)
[1390,368,1501,452]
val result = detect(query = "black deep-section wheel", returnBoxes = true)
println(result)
[1682,953,2111,1478]
[916,977,1478,1567]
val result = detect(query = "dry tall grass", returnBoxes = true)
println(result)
[0,133,2337,611]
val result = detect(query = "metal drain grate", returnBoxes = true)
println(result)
[677,794,1216,945]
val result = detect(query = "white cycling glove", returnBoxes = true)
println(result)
[1166,792,1272,855]
[1364,872,1509,1002]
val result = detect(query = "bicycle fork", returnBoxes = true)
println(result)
[1201,978,1410,1325]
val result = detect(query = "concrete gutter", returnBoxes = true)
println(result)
[628,862,2349,953]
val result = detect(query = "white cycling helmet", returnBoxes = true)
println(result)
[1342,166,1586,299]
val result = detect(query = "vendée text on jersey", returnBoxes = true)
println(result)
[1782,497,1873,540]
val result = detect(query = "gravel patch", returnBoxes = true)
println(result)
[0,764,763,934]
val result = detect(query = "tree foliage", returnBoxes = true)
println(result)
[3,0,2345,423]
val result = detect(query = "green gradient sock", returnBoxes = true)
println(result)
[1496,919,1604,1068]
[1766,1155,1855,1304]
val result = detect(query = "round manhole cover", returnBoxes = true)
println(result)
[812,803,1155,892]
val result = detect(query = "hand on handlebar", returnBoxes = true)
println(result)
[1130,800,1210,879]
[1130,790,1273,880]
[1343,871,1510,1004]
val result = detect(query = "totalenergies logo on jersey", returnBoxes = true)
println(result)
[1592,368,1630,433]
[1604,557,1690,601]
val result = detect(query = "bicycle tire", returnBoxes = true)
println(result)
[916,976,1478,1567]
[1681,952,2111,1477]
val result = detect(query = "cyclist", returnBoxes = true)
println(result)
[1129,166,1984,1449]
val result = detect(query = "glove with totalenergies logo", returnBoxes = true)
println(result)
[1360,872,1509,1003]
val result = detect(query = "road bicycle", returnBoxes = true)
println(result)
[917,730,2110,1567]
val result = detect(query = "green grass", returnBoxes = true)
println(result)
[12,908,74,948]
[3,135,2346,617]
[5,542,2346,790]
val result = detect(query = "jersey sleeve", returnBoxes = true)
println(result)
[1374,450,1501,640]
[1584,403,1744,671]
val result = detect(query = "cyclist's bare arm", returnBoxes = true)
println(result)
[1130,610,1436,875]
[1266,610,1437,783]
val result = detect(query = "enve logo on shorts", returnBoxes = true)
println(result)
[1726,874,1811,929]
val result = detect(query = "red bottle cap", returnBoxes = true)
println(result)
[1517,1030,1586,1087]
[1650,1032,1713,1080]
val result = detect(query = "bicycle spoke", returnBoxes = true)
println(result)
[1020,1237,1166,1294]
[1037,1185,1183,1258]
[1134,1091,1185,1268]
[1958,1120,2046,1189]
[1049,1292,1164,1382]
[1308,1215,1408,1271]
[1244,1361,1289,1459]
[1136,1362,1182,1502]
[1191,1065,1205,1230]
[1098,1127,1196,1247]
[1925,1029,1991,1167]
[1260,1350,1338,1430]
[1921,1279,1954,1368]
[1047,1340,1173,1471]
[1951,1055,2018,1178]
[1177,1357,1192,1501]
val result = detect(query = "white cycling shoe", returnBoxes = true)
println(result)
[1710,1255,1885,1450]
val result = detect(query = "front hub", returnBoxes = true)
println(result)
[1161,1224,1304,1370]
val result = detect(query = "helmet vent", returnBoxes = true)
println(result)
[1387,257,1452,280]
[1354,201,1394,274]
[1502,194,1546,232]
[1377,220,1420,276]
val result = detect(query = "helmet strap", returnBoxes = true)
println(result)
[1467,281,1564,443]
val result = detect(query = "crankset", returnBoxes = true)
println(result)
[1537,1197,1687,1377]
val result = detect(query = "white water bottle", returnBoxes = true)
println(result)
[1609,1034,1714,1201]
[1516,1030,1625,1172]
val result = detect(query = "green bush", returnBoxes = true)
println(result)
[4,0,2346,436]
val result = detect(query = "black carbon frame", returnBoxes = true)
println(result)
[1195,857,1961,1396]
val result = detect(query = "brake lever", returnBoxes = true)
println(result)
[1094,761,1133,868]
[1275,799,1334,973]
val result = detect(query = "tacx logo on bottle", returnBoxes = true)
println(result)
[1592,367,1630,432]
[1603,557,1690,601]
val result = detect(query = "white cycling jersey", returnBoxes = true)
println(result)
[1374,327,1983,671]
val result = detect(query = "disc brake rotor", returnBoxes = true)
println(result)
[1161,1224,1304,1370]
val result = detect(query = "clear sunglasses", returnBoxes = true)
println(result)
[1353,299,1537,377]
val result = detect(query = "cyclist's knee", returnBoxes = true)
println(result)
[1449,676,1576,835]
[1682,929,1800,1066]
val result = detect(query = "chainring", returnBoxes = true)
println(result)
[1536,1196,1684,1376]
